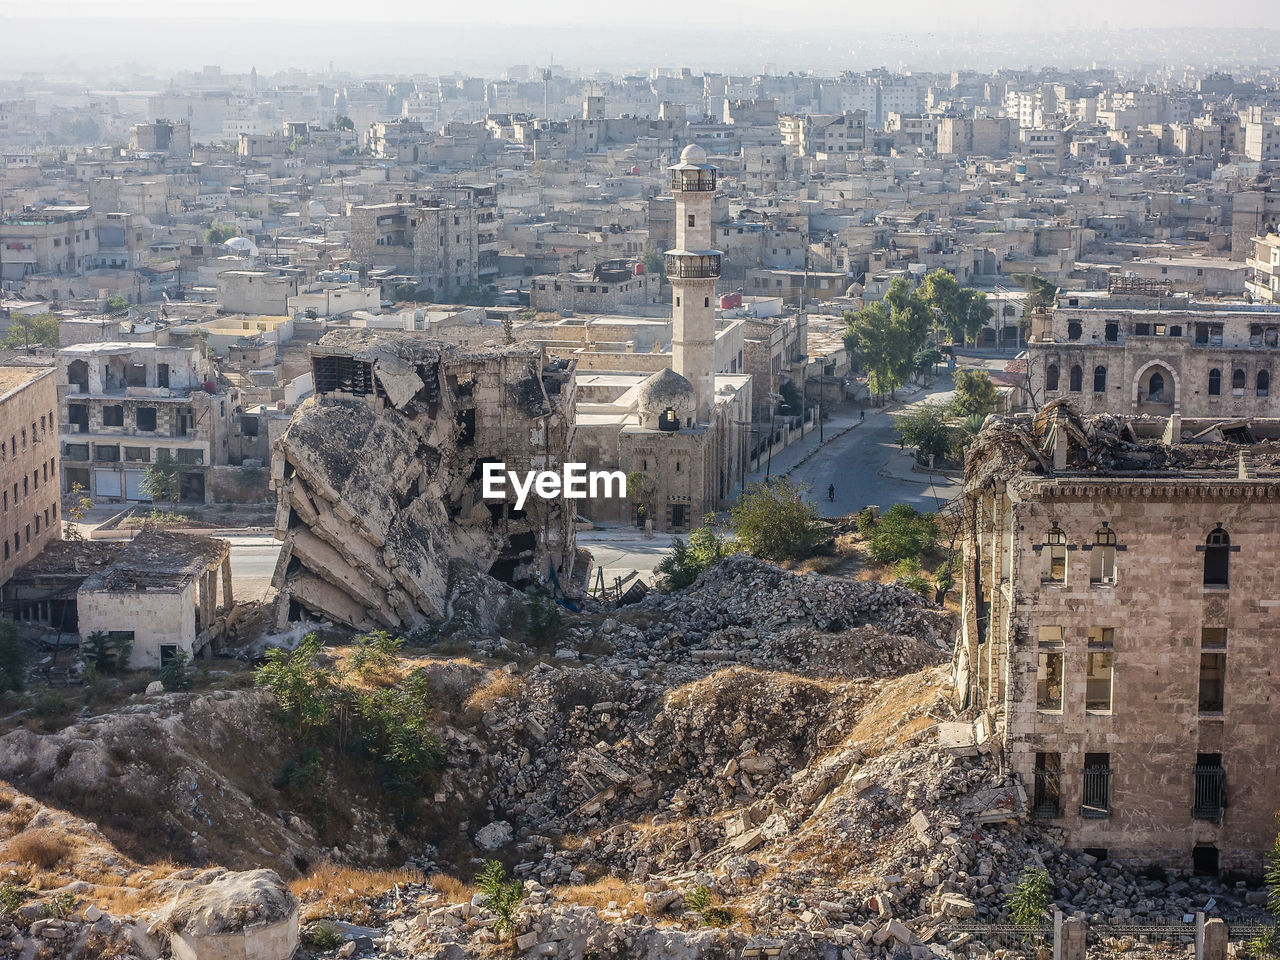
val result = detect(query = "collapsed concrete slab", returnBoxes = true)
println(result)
[154,868,298,960]
[271,330,577,632]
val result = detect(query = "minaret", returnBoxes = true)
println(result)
[666,144,720,424]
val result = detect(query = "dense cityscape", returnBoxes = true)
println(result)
[0,5,1278,959]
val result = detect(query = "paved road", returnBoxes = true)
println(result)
[575,527,676,592]
[771,382,964,518]
[226,535,283,602]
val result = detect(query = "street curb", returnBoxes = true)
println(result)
[782,421,863,477]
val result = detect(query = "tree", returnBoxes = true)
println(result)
[1,313,60,351]
[641,248,666,279]
[655,518,730,591]
[333,115,355,132]
[913,347,944,382]
[951,369,999,418]
[347,629,404,681]
[524,590,562,647]
[865,504,938,566]
[476,860,524,941]
[104,295,130,315]
[778,379,803,414]
[963,289,994,344]
[626,471,657,524]
[844,301,913,399]
[254,634,337,737]
[63,482,94,542]
[883,276,932,353]
[456,282,496,307]
[730,478,823,561]
[205,222,237,245]
[160,650,193,691]
[0,618,28,693]
[82,630,132,673]
[894,401,952,463]
[921,269,964,342]
[141,463,181,505]
[1005,866,1052,926]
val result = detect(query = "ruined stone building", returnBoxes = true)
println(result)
[1027,290,1280,419]
[347,196,480,300]
[58,343,237,504]
[3,528,231,669]
[0,366,59,588]
[957,403,1280,872]
[270,331,577,631]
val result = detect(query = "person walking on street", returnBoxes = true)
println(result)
[828,483,835,502]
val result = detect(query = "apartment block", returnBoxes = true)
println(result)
[0,367,59,587]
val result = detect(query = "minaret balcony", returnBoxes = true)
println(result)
[671,169,717,192]
[665,252,721,279]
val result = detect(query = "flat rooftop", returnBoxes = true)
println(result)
[0,366,52,402]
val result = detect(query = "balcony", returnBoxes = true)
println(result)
[671,170,717,193]
[665,253,721,280]
[1192,765,1226,821]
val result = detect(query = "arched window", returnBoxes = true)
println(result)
[1203,527,1230,587]
[1232,369,1245,396]
[1251,324,1263,346]
[1067,321,1082,341]
[1090,527,1117,585]
[1148,371,1165,403]
[1046,364,1060,391]
[1093,365,1107,393]
[1042,525,1067,584]
[1259,370,1270,397]
[1208,368,1221,396]
[1169,325,1182,338]
[1104,322,1118,342]
[1069,365,1083,392]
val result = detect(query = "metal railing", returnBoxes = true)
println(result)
[1192,765,1227,820]
[665,254,721,279]
[940,923,1050,958]
[1080,765,1112,818]
[671,171,716,192]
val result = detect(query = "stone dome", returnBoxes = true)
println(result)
[679,143,708,164]
[634,367,696,429]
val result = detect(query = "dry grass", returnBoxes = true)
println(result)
[557,876,648,914]
[833,531,861,558]
[429,873,477,904]
[793,555,841,575]
[290,863,423,922]
[461,671,524,717]
[4,828,70,870]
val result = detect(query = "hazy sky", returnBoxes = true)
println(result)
[8,0,1276,29]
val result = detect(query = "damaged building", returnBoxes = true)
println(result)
[957,401,1280,873]
[270,330,577,631]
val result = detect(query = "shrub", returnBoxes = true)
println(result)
[892,558,932,597]
[477,860,524,941]
[40,892,77,919]
[525,591,562,647]
[1006,866,1051,926]
[82,630,132,673]
[308,920,344,949]
[6,829,67,869]
[347,629,404,681]
[685,885,732,927]
[894,402,952,464]
[160,651,193,691]
[0,878,31,914]
[655,518,730,591]
[730,478,823,561]
[951,368,999,418]
[866,504,938,566]
[0,617,28,692]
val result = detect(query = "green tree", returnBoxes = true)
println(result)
[82,630,132,673]
[730,478,823,561]
[951,369,999,418]
[205,222,237,245]
[865,504,938,566]
[160,650,193,691]
[0,618,28,693]
[655,518,730,591]
[626,471,657,525]
[333,115,355,131]
[524,591,562,647]
[457,282,496,306]
[347,629,404,680]
[104,295,130,315]
[641,248,666,278]
[141,463,181,505]
[254,634,337,737]
[778,379,803,414]
[913,347,944,381]
[1005,866,1052,926]
[962,289,995,343]
[476,860,524,941]
[844,301,913,399]
[921,269,964,342]
[883,276,933,353]
[894,401,952,463]
[1,313,60,350]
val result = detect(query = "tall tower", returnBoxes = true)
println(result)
[666,144,720,424]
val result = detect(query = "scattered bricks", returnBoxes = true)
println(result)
[516,931,538,951]
[886,919,914,945]
[910,810,932,845]
[940,894,978,919]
